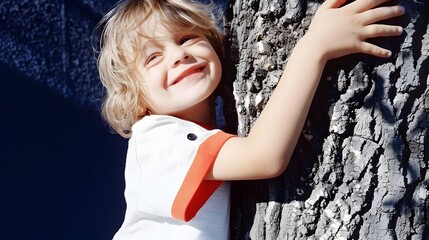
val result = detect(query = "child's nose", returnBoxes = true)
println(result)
[173,55,190,66]
[171,48,191,67]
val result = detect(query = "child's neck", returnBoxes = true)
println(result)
[174,98,216,128]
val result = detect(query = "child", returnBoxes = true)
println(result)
[96,0,405,239]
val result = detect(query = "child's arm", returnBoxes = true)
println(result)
[206,0,405,180]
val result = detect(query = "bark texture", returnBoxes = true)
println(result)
[226,0,429,239]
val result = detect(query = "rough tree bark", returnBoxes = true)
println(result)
[225,0,428,239]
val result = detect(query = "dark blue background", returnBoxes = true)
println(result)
[0,1,127,239]
[0,0,228,239]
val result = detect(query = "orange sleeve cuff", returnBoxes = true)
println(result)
[171,131,235,222]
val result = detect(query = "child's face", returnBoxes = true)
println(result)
[137,19,222,118]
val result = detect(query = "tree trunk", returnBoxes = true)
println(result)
[225,0,429,239]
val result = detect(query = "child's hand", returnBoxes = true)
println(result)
[305,0,405,61]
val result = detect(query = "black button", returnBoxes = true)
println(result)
[187,133,197,141]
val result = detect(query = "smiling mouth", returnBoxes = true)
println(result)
[171,65,206,86]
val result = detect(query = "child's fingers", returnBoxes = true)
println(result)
[357,41,392,58]
[319,0,348,9]
[360,5,405,25]
[363,24,403,38]
[347,0,392,13]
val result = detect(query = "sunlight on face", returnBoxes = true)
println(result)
[136,18,222,120]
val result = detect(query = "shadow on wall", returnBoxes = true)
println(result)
[0,63,127,240]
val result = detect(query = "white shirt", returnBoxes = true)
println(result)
[113,115,235,240]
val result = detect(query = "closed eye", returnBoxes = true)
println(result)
[145,53,162,66]
[179,35,200,45]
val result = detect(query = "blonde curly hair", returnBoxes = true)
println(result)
[96,0,224,138]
